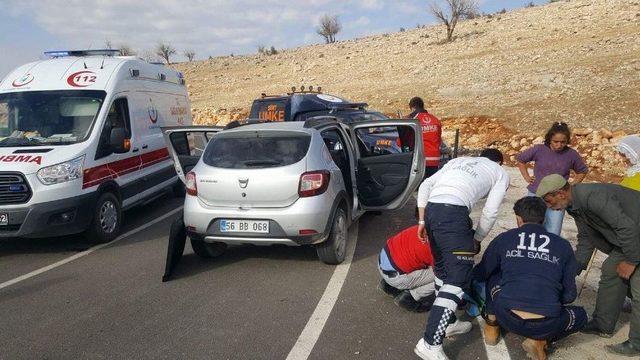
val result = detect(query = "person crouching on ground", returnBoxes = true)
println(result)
[474,196,587,360]
[378,208,436,313]
[414,148,510,360]
[537,174,640,356]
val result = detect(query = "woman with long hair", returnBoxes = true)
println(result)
[617,135,640,191]
[516,122,589,235]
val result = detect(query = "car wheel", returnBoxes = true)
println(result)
[190,237,227,258]
[316,207,348,265]
[86,192,122,244]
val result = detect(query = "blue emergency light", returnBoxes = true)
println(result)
[44,49,120,58]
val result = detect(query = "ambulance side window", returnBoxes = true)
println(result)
[95,98,132,160]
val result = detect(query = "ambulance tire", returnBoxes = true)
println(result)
[316,207,348,265]
[190,238,227,258]
[86,192,122,244]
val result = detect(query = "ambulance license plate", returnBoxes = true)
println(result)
[0,213,8,226]
[219,219,269,233]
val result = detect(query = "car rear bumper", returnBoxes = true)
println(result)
[183,193,337,246]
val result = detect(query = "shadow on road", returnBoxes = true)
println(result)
[167,243,320,282]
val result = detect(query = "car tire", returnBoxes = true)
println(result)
[316,207,348,265]
[85,192,122,244]
[190,238,227,258]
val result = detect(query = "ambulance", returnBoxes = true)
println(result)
[0,49,191,243]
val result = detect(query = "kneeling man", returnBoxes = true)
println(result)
[474,196,587,360]
[378,209,436,312]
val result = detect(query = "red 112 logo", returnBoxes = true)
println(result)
[67,71,97,87]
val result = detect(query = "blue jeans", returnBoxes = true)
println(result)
[528,191,564,236]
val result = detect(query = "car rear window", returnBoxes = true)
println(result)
[202,131,311,169]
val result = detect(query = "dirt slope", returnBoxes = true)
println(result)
[174,0,639,180]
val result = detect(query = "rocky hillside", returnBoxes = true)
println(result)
[174,0,640,181]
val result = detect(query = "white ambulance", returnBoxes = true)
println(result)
[0,49,191,243]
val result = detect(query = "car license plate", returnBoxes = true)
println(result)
[219,219,269,233]
[0,213,7,226]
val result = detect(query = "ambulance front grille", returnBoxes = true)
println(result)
[0,173,32,205]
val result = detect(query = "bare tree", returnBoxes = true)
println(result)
[155,42,176,64]
[316,14,341,44]
[139,49,158,63]
[258,45,279,56]
[184,50,196,62]
[118,45,136,56]
[429,0,479,42]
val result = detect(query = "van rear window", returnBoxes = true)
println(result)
[202,132,310,169]
[250,100,287,122]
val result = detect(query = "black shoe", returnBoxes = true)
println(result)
[394,291,423,312]
[378,279,402,297]
[606,341,640,356]
[581,320,613,338]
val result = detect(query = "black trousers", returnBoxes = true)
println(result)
[486,275,587,342]
[423,202,475,345]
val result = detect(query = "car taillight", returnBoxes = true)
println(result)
[298,170,330,197]
[185,172,197,196]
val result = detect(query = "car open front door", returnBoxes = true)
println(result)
[161,126,223,183]
[349,120,424,211]
[160,126,223,282]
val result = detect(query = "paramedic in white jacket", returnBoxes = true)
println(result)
[413,148,510,360]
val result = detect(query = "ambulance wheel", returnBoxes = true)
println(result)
[316,207,347,265]
[86,192,122,244]
[190,238,227,258]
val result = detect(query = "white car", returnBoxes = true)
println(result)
[162,117,424,279]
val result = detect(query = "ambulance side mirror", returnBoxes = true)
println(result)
[110,128,130,153]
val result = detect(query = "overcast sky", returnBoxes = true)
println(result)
[1,0,546,79]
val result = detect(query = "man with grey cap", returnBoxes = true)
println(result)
[537,174,640,356]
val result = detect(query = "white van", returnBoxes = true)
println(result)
[0,49,191,243]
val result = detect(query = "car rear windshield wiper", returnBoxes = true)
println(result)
[243,159,282,167]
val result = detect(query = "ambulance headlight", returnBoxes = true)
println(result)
[37,155,85,185]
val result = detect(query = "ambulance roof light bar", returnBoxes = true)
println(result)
[44,49,120,58]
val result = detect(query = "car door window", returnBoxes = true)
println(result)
[95,98,131,160]
[355,125,407,157]
[169,131,212,173]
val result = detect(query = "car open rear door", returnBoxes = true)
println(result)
[349,119,424,211]
[161,126,223,183]
[160,126,222,282]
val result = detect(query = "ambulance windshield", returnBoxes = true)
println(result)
[0,90,106,147]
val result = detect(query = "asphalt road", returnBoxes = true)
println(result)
[0,194,534,360]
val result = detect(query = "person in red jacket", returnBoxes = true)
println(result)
[408,97,442,179]
[378,208,437,312]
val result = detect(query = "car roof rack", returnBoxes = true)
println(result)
[224,118,269,130]
[304,116,339,128]
[328,102,368,111]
